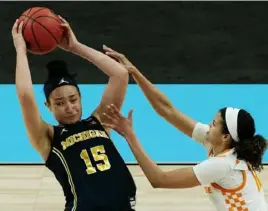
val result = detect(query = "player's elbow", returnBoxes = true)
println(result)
[118,69,129,81]
[16,83,33,97]
[151,179,170,189]
[149,173,165,188]
[16,89,34,104]
[112,69,129,84]
[151,181,162,188]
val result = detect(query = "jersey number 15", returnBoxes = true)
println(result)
[80,145,111,175]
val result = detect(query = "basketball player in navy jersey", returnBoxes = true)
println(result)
[12,17,136,211]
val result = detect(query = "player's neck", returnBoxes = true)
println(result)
[212,145,230,156]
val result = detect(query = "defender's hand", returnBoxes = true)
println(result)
[102,104,134,138]
[103,45,137,74]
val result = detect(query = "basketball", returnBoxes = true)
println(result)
[18,7,64,55]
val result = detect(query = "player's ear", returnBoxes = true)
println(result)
[222,133,231,143]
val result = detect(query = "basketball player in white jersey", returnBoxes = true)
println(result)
[101,47,268,211]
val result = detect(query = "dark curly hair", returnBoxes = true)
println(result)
[219,108,267,172]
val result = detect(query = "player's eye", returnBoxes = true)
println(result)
[56,102,64,106]
[70,98,77,103]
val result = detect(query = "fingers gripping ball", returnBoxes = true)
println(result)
[19,7,64,55]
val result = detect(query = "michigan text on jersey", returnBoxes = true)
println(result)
[61,130,109,150]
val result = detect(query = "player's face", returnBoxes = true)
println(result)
[46,85,82,125]
[206,112,230,146]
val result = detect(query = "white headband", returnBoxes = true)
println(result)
[225,107,240,142]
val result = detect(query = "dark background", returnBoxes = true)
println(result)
[1,1,268,84]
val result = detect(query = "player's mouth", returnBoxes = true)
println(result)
[66,114,78,119]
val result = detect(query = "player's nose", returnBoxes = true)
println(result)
[65,102,74,113]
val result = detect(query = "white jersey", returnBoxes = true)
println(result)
[192,122,267,211]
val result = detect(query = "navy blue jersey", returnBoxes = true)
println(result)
[45,116,136,211]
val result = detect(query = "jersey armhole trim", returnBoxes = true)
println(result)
[50,125,60,147]
[89,115,112,139]
[44,126,59,164]
[211,170,247,193]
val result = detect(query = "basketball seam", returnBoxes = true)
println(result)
[21,15,61,51]
[29,7,47,19]
[32,18,61,43]
[21,15,61,43]
[22,8,47,53]
[30,18,43,54]
[22,7,33,32]
[22,8,46,33]
[34,15,62,24]
[22,8,33,34]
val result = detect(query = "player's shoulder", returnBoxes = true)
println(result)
[193,155,233,185]
[203,149,233,168]
[195,156,233,179]
[50,124,67,140]
[206,154,232,166]
[210,149,248,170]
[83,115,101,125]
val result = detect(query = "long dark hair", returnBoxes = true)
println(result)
[219,108,267,172]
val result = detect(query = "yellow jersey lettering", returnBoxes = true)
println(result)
[61,130,109,150]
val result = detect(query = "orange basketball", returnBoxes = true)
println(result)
[19,7,64,55]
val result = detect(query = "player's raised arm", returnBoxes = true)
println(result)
[12,20,52,159]
[73,44,128,131]
[58,18,129,134]
[103,47,209,146]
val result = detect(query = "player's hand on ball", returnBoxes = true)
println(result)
[102,104,134,138]
[58,16,79,52]
[103,45,137,74]
[12,19,26,53]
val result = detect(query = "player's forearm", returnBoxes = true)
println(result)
[72,43,128,78]
[131,68,173,116]
[125,131,164,188]
[15,49,34,94]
